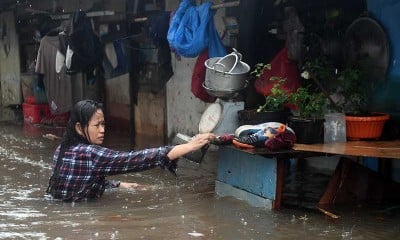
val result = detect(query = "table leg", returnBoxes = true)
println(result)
[272,158,284,209]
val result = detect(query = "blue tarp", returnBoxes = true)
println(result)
[368,0,400,78]
[367,0,400,118]
[167,0,227,58]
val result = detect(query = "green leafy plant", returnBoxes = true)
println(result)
[289,86,327,119]
[251,63,271,78]
[301,57,373,115]
[249,63,291,113]
[256,77,290,112]
[301,57,336,84]
[336,67,367,115]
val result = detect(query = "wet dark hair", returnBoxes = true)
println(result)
[62,99,104,147]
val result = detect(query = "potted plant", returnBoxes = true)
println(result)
[301,57,390,140]
[289,86,327,119]
[335,67,390,140]
[287,85,328,144]
[238,63,291,125]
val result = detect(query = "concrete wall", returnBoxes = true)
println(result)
[165,0,227,138]
[0,11,21,121]
[105,73,130,130]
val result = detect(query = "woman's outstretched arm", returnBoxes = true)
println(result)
[167,133,215,160]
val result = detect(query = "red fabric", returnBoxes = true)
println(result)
[191,50,217,103]
[254,47,301,96]
[265,129,297,151]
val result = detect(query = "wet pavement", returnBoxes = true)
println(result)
[1,121,400,239]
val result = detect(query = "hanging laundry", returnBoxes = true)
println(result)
[100,23,132,79]
[167,0,226,58]
[103,39,129,78]
[104,42,118,69]
[131,11,174,93]
[61,11,104,75]
[147,11,170,47]
[35,35,74,114]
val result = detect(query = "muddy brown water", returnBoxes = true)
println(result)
[1,121,399,239]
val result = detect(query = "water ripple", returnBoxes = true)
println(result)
[0,146,51,170]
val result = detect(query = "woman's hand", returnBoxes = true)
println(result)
[188,133,216,151]
[119,182,148,190]
[167,133,216,160]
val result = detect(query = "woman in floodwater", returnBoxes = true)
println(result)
[46,99,215,202]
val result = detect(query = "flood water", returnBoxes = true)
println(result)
[1,121,400,240]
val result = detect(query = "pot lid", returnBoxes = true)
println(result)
[198,102,223,133]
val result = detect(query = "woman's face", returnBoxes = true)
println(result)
[85,109,105,145]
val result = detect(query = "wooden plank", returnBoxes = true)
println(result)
[294,140,400,159]
[223,144,299,157]
[318,157,345,205]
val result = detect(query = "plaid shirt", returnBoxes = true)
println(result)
[49,143,173,201]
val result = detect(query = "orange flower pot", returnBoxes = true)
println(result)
[345,113,390,140]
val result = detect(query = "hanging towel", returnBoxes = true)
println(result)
[167,0,226,58]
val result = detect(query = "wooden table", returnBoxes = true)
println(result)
[215,141,400,210]
[294,140,400,159]
[294,141,400,207]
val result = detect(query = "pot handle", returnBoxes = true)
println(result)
[213,62,228,72]
[214,53,239,73]
[232,48,242,61]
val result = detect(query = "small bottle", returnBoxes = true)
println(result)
[324,113,346,143]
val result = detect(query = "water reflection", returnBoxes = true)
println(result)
[0,121,399,239]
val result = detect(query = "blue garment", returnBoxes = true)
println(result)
[167,0,226,58]
[102,39,131,79]
[112,39,128,75]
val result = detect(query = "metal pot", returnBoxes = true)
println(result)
[204,49,250,91]
[202,82,247,99]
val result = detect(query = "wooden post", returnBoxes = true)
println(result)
[273,158,287,210]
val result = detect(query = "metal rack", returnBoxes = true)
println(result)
[133,1,240,22]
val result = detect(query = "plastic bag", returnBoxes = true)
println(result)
[191,50,217,102]
[167,0,226,58]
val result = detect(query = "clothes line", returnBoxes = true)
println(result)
[50,10,115,20]
[211,1,240,9]
[133,1,240,22]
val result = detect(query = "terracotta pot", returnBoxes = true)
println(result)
[345,113,390,140]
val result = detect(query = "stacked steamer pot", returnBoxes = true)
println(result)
[199,49,250,135]
[203,48,250,99]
